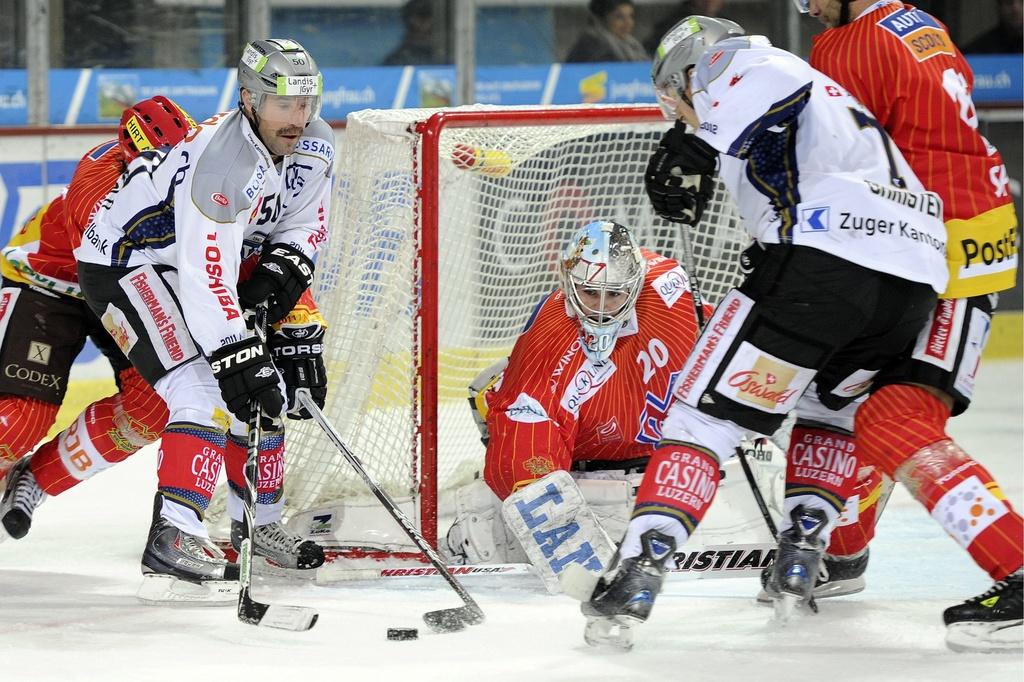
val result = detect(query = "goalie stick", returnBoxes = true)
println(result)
[296,389,485,633]
[237,304,319,631]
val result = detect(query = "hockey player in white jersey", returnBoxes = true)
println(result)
[573,16,950,647]
[74,38,333,602]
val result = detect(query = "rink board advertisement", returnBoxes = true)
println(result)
[0,64,659,126]
[0,56,1017,126]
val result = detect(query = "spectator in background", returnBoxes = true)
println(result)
[565,0,650,63]
[383,0,446,66]
[964,0,1023,53]
[644,0,726,53]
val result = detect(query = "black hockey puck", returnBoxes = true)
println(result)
[387,627,419,641]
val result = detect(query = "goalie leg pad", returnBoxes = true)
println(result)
[572,473,637,542]
[501,470,616,594]
[445,478,526,565]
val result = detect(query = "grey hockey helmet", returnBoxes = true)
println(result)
[238,38,323,123]
[559,220,647,363]
[651,16,745,118]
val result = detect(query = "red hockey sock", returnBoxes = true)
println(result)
[898,440,1024,581]
[858,384,1023,579]
[632,442,720,537]
[826,465,893,556]
[31,372,167,495]
[156,423,226,517]
[0,396,58,476]
[785,424,860,518]
[223,427,285,505]
[855,383,949,475]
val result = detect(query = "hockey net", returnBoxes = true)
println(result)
[252,104,750,560]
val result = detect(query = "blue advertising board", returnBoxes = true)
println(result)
[0,63,654,125]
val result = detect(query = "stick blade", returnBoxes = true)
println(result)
[422,605,484,633]
[238,590,319,631]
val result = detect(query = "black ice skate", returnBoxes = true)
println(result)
[943,568,1023,653]
[767,505,829,621]
[230,518,325,571]
[757,549,868,604]
[0,456,46,541]
[581,529,676,650]
[138,495,239,605]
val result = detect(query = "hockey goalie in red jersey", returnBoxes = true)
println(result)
[448,220,779,593]
[482,222,702,499]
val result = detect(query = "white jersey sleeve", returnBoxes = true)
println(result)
[75,111,335,356]
[689,37,948,294]
[690,38,814,159]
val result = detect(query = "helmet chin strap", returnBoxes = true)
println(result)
[838,0,853,26]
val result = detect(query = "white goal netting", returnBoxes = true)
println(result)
[265,104,750,549]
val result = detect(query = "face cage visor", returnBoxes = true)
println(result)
[655,84,684,121]
[791,0,810,13]
[566,278,641,363]
[249,73,324,126]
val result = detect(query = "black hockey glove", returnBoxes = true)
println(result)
[645,121,718,226]
[237,243,315,325]
[739,242,767,276]
[269,321,327,420]
[209,337,284,423]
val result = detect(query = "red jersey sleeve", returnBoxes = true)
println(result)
[482,292,580,500]
[63,140,126,250]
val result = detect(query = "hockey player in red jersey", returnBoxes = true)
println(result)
[0,96,192,531]
[787,0,1023,652]
[481,222,703,500]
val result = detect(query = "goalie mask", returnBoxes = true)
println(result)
[238,38,323,140]
[651,15,745,119]
[559,221,646,363]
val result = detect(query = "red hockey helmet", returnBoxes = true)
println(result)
[119,96,196,161]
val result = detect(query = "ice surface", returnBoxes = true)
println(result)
[1,360,1020,681]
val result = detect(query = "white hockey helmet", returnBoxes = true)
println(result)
[651,16,745,119]
[559,220,646,363]
[238,38,323,124]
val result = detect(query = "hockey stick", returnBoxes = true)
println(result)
[676,225,778,540]
[735,444,778,537]
[237,304,319,631]
[296,389,485,633]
